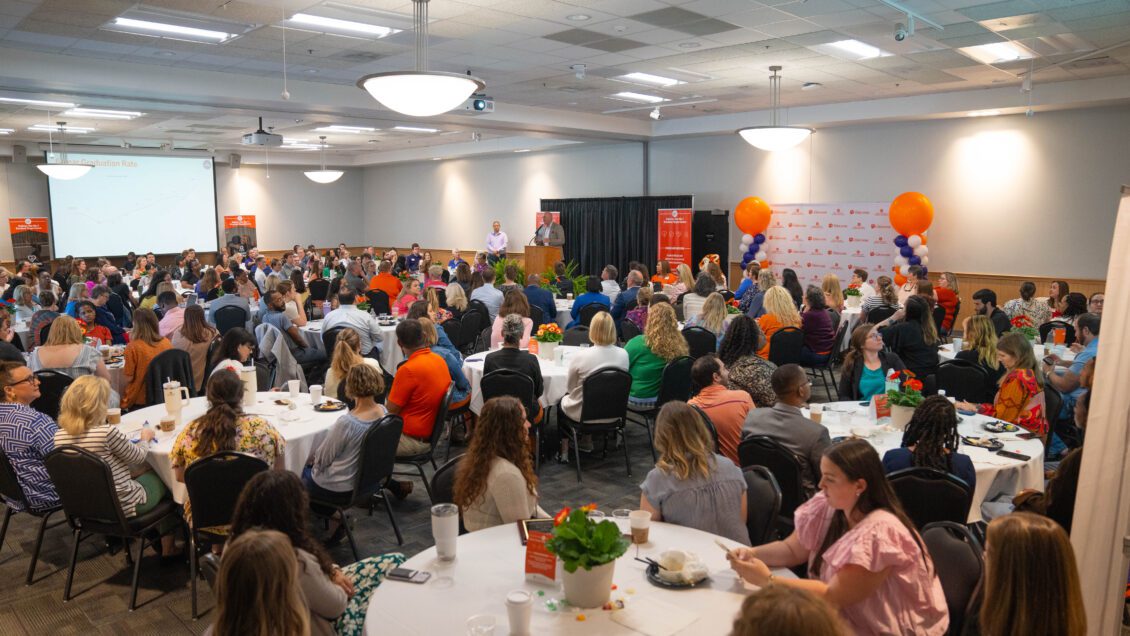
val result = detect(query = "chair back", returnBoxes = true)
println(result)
[827,307,841,333]
[366,290,391,316]
[923,521,983,635]
[737,436,807,520]
[202,337,223,384]
[214,305,249,336]
[682,326,717,359]
[353,414,404,500]
[322,327,346,358]
[689,405,720,454]
[742,466,782,546]
[889,467,973,528]
[935,360,994,403]
[719,290,735,302]
[1044,385,1063,432]
[441,319,465,350]
[183,452,269,532]
[1038,320,1074,345]
[579,303,605,327]
[620,319,642,342]
[578,368,632,423]
[424,384,456,452]
[459,310,487,353]
[562,326,590,347]
[481,368,538,422]
[0,448,30,509]
[829,318,850,364]
[30,369,74,420]
[433,287,447,308]
[768,327,804,366]
[38,321,54,348]
[467,300,491,325]
[657,356,693,406]
[528,303,544,327]
[430,456,462,506]
[44,446,129,534]
[932,305,946,335]
[868,306,897,324]
[308,279,330,302]
[204,288,221,302]
[144,348,196,406]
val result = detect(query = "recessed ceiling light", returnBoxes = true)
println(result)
[566,14,591,21]
[287,13,401,38]
[958,41,1034,65]
[111,17,234,42]
[608,91,667,104]
[62,108,144,120]
[615,72,685,87]
[313,125,377,133]
[0,97,77,108]
[678,42,701,49]
[431,157,443,160]
[514,149,531,153]
[967,109,1001,117]
[801,82,823,91]
[393,125,439,133]
[29,124,96,133]
[824,39,886,60]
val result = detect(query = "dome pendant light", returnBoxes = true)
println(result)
[304,136,343,184]
[356,0,485,117]
[737,66,812,152]
[37,119,93,180]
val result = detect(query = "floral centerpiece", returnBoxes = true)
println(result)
[533,322,563,359]
[76,318,96,347]
[545,505,630,608]
[726,298,741,315]
[886,369,923,430]
[356,300,371,313]
[0,299,14,316]
[844,284,862,308]
[1010,314,1039,342]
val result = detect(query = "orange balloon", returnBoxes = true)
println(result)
[894,273,908,286]
[919,234,928,246]
[759,260,771,269]
[735,197,772,235]
[889,192,934,237]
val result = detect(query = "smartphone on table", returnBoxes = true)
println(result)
[387,567,431,584]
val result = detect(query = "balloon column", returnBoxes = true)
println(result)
[735,197,773,269]
[888,192,934,286]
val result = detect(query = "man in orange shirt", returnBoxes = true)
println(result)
[368,259,402,300]
[688,354,753,466]
[386,319,451,497]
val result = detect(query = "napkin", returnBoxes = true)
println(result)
[610,597,698,636]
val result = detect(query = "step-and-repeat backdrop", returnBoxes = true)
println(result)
[765,202,893,288]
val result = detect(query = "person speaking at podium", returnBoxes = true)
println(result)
[533,212,565,247]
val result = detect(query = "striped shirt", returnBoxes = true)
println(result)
[0,403,59,512]
[54,424,148,516]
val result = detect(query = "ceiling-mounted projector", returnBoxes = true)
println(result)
[459,96,494,114]
[242,117,283,147]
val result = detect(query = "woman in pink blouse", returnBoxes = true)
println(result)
[727,439,947,635]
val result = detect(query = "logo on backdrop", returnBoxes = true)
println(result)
[764,203,892,285]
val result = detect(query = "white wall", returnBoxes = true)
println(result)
[361,143,645,250]
[649,105,1130,279]
[0,161,53,260]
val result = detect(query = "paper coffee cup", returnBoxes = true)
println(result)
[106,408,121,425]
[159,416,176,432]
[629,510,651,544]
[310,384,323,405]
[288,379,300,397]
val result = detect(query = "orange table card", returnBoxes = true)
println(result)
[525,531,557,585]
[871,394,890,420]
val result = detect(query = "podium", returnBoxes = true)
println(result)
[524,246,563,277]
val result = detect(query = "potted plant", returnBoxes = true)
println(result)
[1010,314,1039,344]
[545,505,630,608]
[886,369,923,430]
[533,322,563,360]
[843,284,862,308]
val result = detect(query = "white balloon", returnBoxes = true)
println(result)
[739,243,749,255]
[921,256,930,266]
[907,234,922,248]
[741,233,754,246]
[894,255,908,267]
[913,245,928,257]
[755,250,767,261]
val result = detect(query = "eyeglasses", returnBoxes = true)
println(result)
[868,332,883,340]
[6,375,39,388]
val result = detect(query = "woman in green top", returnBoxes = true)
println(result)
[836,323,906,401]
[625,302,688,406]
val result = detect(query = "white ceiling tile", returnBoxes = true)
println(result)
[716,7,795,29]
[753,18,824,37]
[680,0,767,16]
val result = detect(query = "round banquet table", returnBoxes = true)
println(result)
[554,298,573,330]
[300,319,404,372]
[813,401,1044,522]
[363,520,794,636]
[463,345,581,415]
[938,341,1075,363]
[118,391,342,503]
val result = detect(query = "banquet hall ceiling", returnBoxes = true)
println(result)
[0,0,1128,163]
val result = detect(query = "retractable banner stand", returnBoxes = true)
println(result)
[657,208,693,268]
[765,203,892,288]
[223,214,257,249]
[9,217,51,261]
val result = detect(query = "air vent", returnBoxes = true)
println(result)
[333,51,385,63]
[1067,55,1117,69]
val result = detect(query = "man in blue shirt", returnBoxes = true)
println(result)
[404,243,423,274]
[611,270,643,322]
[447,249,466,275]
[567,276,611,329]
[523,274,556,327]
[1044,312,1099,417]
[0,361,59,512]
[89,285,127,344]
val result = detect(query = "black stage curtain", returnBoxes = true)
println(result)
[540,196,693,279]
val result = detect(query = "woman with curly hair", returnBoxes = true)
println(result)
[454,396,547,531]
[881,395,975,489]
[625,302,688,406]
[231,470,405,636]
[756,286,802,359]
[717,315,777,408]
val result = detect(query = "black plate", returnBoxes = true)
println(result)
[961,435,1004,452]
[645,562,709,589]
[314,401,347,412]
[983,421,1018,433]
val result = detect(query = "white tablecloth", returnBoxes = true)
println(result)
[938,342,1075,363]
[118,392,342,503]
[462,345,581,414]
[554,299,573,330]
[813,401,1044,522]
[12,322,32,350]
[838,305,862,350]
[300,319,404,372]
[364,521,794,636]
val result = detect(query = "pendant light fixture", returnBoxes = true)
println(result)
[304,136,344,184]
[37,119,93,180]
[356,0,485,117]
[737,66,812,152]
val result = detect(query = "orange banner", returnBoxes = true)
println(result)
[8,217,48,234]
[223,214,256,229]
[657,209,693,267]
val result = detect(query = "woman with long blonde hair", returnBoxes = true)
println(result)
[29,314,116,393]
[625,302,688,405]
[685,291,728,345]
[640,401,748,544]
[756,286,802,359]
[705,261,728,290]
[212,529,310,636]
[668,263,695,297]
[325,328,379,402]
[444,282,469,319]
[822,274,844,312]
[956,315,1004,390]
[741,268,778,318]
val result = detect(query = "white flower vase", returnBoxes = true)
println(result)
[538,340,557,361]
[846,295,861,309]
[890,404,916,430]
[561,560,615,609]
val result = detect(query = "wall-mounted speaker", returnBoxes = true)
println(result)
[11,145,26,163]
[228,153,241,169]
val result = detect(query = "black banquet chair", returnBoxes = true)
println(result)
[742,466,782,547]
[578,303,605,328]
[562,326,590,346]
[393,383,455,499]
[556,368,633,482]
[767,327,804,367]
[321,326,346,357]
[935,359,994,404]
[30,369,74,420]
[429,456,468,535]
[889,467,973,529]
[923,521,983,636]
[620,319,642,343]
[44,446,183,610]
[213,305,249,336]
[366,290,392,316]
[681,326,717,359]
[737,435,806,538]
[480,369,543,471]
[1038,320,1076,346]
[144,349,195,406]
[0,448,65,585]
[627,356,693,461]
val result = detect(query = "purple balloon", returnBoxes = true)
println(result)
[754,233,766,244]
[747,243,759,255]
[894,235,908,248]
[920,267,928,276]
[899,245,914,258]
[908,255,921,266]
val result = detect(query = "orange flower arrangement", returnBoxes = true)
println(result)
[534,322,563,343]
